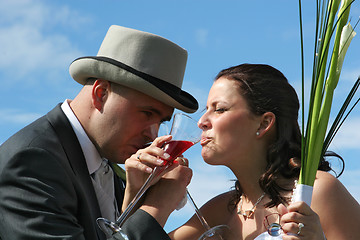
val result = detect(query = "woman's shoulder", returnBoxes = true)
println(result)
[314,170,338,185]
[312,170,353,203]
[311,171,360,238]
[312,170,360,218]
[313,170,346,195]
[199,190,237,224]
[169,190,236,239]
[201,190,236,210]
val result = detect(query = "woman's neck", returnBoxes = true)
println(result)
[232,167,265,202]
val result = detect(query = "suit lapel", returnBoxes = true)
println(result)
[46,104,105,240]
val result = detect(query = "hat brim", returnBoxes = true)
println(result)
[69,57,198,113]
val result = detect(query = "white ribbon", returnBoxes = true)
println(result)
[292,183,313,206]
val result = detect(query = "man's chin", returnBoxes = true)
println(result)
[109,152,129,164]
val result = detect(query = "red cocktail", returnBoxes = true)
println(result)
[162,140,194,164]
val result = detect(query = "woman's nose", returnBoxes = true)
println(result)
[198,114,209,130]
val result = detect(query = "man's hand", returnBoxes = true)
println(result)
[140,162,192,227]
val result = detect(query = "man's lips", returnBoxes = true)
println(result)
[130,143,148,151]
[141,142,152,148]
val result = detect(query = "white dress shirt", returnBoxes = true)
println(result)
[61,99,118,222]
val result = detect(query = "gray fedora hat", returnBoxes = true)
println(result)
[69,25,198,113]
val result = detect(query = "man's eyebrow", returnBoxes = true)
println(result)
[140,106,171,122]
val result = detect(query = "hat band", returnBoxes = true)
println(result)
[71,56,198,110]
[75,56,183,94]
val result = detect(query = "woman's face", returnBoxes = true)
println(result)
[198,77,261,167]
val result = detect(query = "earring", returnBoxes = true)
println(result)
[256,131,260,136]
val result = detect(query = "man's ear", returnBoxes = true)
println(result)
[256,112,276,137]
[92,79,110,112]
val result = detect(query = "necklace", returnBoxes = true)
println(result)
[237,192,266,218]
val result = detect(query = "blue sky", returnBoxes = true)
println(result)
[1,0,360,233]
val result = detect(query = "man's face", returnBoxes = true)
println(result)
[93,81,174,164]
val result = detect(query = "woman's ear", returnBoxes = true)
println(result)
[256,112,276,137]
[92,79,110,112]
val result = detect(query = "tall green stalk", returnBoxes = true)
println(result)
[299,0,356,186]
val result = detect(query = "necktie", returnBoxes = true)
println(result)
[92,159,119,222]
[111,162,126,182]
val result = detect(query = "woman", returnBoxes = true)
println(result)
[169,64,360,239]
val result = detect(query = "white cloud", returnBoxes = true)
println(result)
[195,29,209,47]
[0,26,75,77]
[0,0,89,30]
[0,109,42,124]
[330,117,360,149]
[341,67,360,83]
[0,0,86,82]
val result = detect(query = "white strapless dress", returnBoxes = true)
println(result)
[254,232,283,240]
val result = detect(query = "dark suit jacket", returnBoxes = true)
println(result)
[0,104,170,240]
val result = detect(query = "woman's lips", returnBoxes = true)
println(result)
[200,137,212,146]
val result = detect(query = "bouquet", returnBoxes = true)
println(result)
[293,0,359,205]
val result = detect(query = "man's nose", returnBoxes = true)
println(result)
[146,123,160,141]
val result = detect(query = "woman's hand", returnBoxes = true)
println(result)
[122,135,171,210]
[122,135,189,212]
[125,135,171,187]
[278,202,325,240]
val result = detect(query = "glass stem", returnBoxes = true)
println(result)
[115,166,166,226]
[186,189,211,231]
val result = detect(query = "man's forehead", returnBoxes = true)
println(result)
[114,83,174,120]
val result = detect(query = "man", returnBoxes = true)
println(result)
[0,25,198,240]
